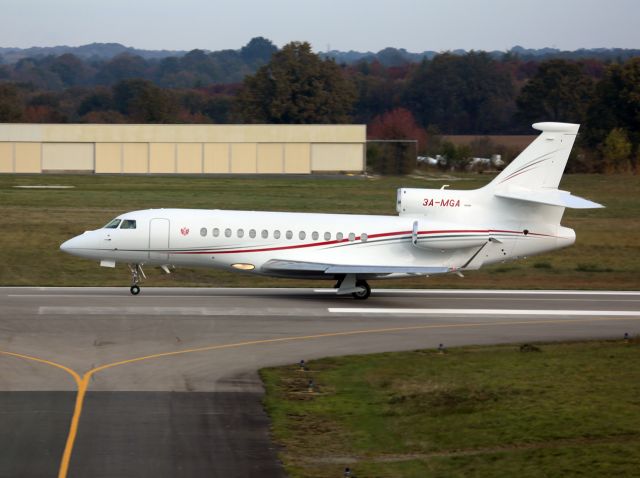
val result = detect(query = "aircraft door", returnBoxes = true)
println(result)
[149,218,170,261]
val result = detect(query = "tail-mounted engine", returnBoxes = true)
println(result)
[410,220,490,250]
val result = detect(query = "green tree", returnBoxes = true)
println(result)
[602,128,632,173]
[585,58,640,168]
[350,61,399,124]
[235,41,356,123]
[240,37,278,67]
[96,54,149,85]
[0,83,23,121]
[404,52,516,133]
[47,54,92,87]
[516,60,594,125]
[113,79,178,123]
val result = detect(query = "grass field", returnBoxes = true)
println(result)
[260,339,640,477]
[0,173,638,289]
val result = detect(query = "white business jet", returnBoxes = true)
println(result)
[60,122,602,299]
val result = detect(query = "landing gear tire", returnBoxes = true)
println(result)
[351,280,371,300]
[128,263,145,296]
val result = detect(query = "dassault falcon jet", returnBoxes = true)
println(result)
[60,122,603,299]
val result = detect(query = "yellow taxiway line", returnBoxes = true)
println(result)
[1,314,639,478]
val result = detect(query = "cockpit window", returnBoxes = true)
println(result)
[120,219,137,229]
[104,219,121,229]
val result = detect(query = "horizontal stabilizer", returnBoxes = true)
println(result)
[495,188,604,209]
[262,259,449,275]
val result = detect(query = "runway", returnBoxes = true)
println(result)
[1,287,639,477]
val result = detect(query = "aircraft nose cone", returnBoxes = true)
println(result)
[60,235,82,254]
[60,239,73,252]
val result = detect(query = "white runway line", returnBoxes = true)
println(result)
[371,289,640,296]
[329,308,640,316]
[38,306,329,316]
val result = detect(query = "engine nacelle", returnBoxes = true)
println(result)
[410,220,490,250]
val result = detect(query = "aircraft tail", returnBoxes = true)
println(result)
[487,122,603,209]
[490,122,578,190]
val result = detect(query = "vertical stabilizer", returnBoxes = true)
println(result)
[489,122,579,191]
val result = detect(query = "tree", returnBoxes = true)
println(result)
[602,128,632,173]
[0,83,23,121]
[112,79,178,123]
[404,52,516,133]
[23,92,67,122]
[47,54,92,87]
[240,37,278,67]
[235,41,356,123]
[349,61,401,124]
[368,108,426,149]
[367,108,426,174]
[585,58,640,167]
[96,54,149,85]
[516,60,594,126]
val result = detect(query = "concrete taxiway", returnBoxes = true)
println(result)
[1,287,639,477]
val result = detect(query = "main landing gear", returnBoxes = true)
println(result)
[335,274,372,300]
[128,263,146,295]
[352,280,371,300]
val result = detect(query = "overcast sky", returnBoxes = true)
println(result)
[1,0,638,53]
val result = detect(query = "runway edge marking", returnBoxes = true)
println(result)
[328,308,640,316]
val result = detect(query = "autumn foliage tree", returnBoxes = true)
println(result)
[367,108,426,174]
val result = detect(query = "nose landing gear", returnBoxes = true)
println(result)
[128,263,146,295]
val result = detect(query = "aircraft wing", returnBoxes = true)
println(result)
[261,259,450,275]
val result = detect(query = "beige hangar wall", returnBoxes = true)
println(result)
[0,124,366,174]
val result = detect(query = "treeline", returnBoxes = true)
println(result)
[0,37,278,89]
[0,38,639,173]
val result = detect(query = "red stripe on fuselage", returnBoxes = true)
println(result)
[170,228,552,255]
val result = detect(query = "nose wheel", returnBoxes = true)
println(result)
[128,263,146,295]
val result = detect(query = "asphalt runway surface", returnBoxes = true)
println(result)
[1,287,639,478]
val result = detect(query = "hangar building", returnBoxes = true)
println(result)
[0,124,366,174]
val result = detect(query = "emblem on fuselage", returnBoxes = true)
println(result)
[180,227,190,236]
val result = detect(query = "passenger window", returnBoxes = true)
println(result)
[299,231,306,240]
[336,232,344,241]
[212,228,220,237]
[312,231,319,240]
[237,229,244,238]
[225,228,232,238]
[200,227,207,237]
[104,219,121,229]
[361,233,368,242]
[348,233,356,242]
[324,232,331,241]
[261,230,268,239]
[120,220,137,230]
[274,230,281,239]
[286,230,293,240]
[249,229,256,238]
